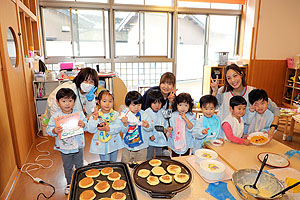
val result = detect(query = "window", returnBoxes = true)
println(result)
[178,1,241,10]
[115,11,171,57]
[114,0,173,6]
[43,8,73,56]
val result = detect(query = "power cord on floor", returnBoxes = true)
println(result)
[20,130,56,199]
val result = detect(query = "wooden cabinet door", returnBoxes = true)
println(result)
[0,0,33,167]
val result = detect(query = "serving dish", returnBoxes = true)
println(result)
[247,132,270,146]
[258,152,290,168]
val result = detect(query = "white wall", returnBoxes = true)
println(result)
[256,0,300,59]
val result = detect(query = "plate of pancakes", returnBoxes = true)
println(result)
[132,158,192,198]
[68,161,137,200]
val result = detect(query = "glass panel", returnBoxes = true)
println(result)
[72,9,104,57]
[211,3,241,10]
[145,0,173,6]
[141,12,168,56]
[43,8,72,56]
[77,0,108,2]
[176,14,206,101]
[178,1,210,8]
[7,28,17,67]
[114,0,143,5]
[115,12,139,56]
[208,15,238,65]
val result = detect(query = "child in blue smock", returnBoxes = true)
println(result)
[87,90,123,162]
[145,90,169,160]
[193,95,223,153]
[120,91,153,163]
[167,93,196,157]
[46,88,87,195]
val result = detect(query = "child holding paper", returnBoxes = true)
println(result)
[46,88,87,195]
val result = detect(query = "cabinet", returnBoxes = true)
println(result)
[203,65,247,94]
[282,68,300,108]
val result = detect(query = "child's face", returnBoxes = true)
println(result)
[230,104,246,119]
[100,94,113,113]
[253,99,268,114]
[151,101,162,112]
[160,82,174,97]
[177,102,189,114]
[226,69,242,89]
[129,103,142,114]
[57,97,75,114]
[201,103,215,118]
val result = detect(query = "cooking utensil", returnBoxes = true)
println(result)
[270,181,300,198]
[162,109,172,127]
[244,154,268,195]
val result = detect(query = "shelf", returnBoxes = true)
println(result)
[284,97,292,101]
[285,85,293,88]
[35,95,49,100]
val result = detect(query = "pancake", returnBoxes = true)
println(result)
[101,167,114,176]
[159,174,173,184]
[79,177,94,188]
[79,190,96,200]
[174,173,190,183]
[149,159,162,167]
[107,172,121,181]
[151,166,166,176]
[137,169,151,178]
[94,180,110,193]
[112,179,127,190]
[85,168,100,178]
[167,164,181,174]
[147,175,160,186]
[99,198,112,200]
[111,192,126,200]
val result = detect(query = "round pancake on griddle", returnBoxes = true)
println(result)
[107,171,121,181]
[151,166,166,176]
[99,198,112,200]
[94,180,110,193]
[101,167,114,176]
[79,177,94,188]
[159,174,173,184]
[112,179,127,190]
[147,175,160,186]
[137,169,151,178]
[85,168,100,178]
[167,164,181,174]
[111,192,126,200]
[174,173,189,183]
[149,159,162,167]
[79,190,96,200]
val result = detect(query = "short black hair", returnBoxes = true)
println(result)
[229,96,247,109]
[249,89,268,105]
[73,67,99,88]
[145,89,164,110]
[125,91,143,106]
[200,95,218,108]
[172,93,194,113]
[56,88,77,101]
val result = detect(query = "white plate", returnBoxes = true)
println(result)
[258,152,290,168]
[210,139,224,146]
[247,132,269,146]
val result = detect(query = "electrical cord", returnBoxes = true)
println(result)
[36,180,55,200]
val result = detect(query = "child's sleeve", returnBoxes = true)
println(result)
[79,111,88,132]
[267,98,280,117]
[187,113,196,131]
[142,112,153,132]
[261,111,274,133]
[222,122,244,144]
[243,108,255,125]
[192,118,206,139]
[46,116,57,137]
[108,113,123,135]
[87,117,98,133]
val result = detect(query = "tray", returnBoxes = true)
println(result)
[186,155,234,183]
[68,161,137,200]
[132,158,192,199]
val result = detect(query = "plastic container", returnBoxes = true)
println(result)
[287,58,295,69]
[28,46,34,58]
[215,52,229,66]
[34,73,45,81]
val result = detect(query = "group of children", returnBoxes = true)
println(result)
[46,66,277,194]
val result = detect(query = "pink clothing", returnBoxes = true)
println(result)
[222,122,244,144]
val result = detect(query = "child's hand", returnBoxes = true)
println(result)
[167,127,173,138]
[78,120,85,128]
[179,112,187,120]
[141,120,149,128]
[242,134,248,139]
[249,104,255,112]
[163,128,168,134]
[210,75,219,93]
[266,131,273,143]
[150,135,155,141]
[121,116,128,127]
[98,124,110,132]
[53,125,63,135]
[202,128,209,134]
[92,106,99,120]
[243,139,251,145]
[168,89,177,104]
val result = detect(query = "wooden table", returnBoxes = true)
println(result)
[206,140,300,171]
[129,156,243,200]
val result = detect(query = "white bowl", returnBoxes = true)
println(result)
[199,160,225,181]
[195,149,218,164]
[247,132,269,146]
